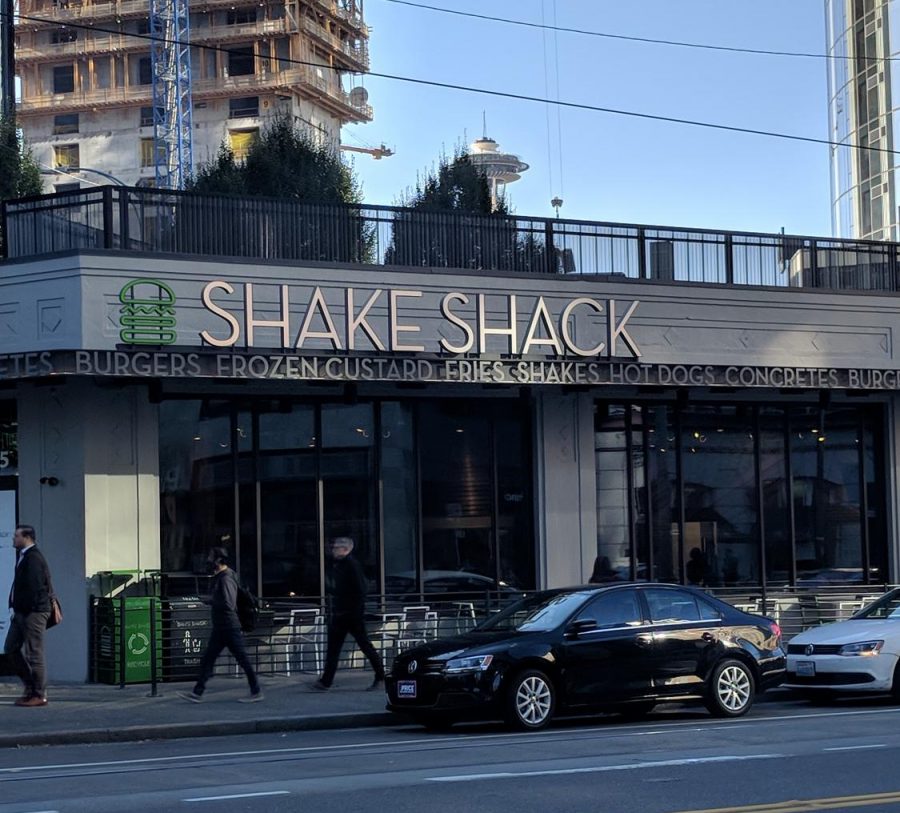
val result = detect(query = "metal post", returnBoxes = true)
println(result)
[637,228,647,279]
[724,234,734,285]
[148,597,158,697]
[544,219,555,275]
[0,0,14,120]
[118,594,127,689]
[102,186,115,249]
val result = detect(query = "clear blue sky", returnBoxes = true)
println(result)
[345,0,832,237]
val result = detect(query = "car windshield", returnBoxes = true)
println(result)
[855,589,900,619]
[475,591,592,633]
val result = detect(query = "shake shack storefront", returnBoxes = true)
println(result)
[3,251,900,680]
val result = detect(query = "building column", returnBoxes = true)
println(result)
[17,379,160,682]
[888,395,900,583]
[533,391,597,589]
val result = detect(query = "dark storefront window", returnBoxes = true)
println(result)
[595,400,888,588]
[793,407,864,585]
[160,401,233,575]
[420,402,494,583]
[760,407,791,585]
[496,408,534,589]
[160,398,534,599]
[647,405,679,583]
[381,402,417,589]
[594,404,629,581]
[258,405,317,598]
[321,404,377,591]
[681,406,757,587]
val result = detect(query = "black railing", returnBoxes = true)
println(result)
[4,185,900,292]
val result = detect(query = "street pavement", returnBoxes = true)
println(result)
[4,697,900,812]
[0,670,393,748]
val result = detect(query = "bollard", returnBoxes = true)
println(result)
[148,597,158,698]
[118,594,126,689]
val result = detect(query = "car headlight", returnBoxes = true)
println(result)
[444,654,494,674]
[838,640,884,657]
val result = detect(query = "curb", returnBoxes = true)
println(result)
[0,710,401,749]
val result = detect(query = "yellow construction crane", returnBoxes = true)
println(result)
[340,143,394,160]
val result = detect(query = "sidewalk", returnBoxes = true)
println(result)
[0,672,398,749]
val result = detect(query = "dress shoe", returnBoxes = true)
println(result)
[366,678,384,692]
[310,679,330,691]
[15,695,48,707]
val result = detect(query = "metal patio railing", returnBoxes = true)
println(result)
[5,186,900,292]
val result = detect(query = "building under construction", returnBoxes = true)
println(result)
[14,0,371,190]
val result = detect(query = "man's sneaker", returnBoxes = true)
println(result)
[178,691,203,703]
[15,695,47,707]
[310,679,330,691]
[366,678,384,692]
[238,692,264,703]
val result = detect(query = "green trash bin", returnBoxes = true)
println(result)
[92,597,162,684]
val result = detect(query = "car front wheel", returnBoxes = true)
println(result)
[705,659,754,717]
[505,669,555,731]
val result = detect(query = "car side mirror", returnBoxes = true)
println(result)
[566,618,598,637]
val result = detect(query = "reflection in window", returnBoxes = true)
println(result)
[595,401,886,588]
[258,405,318,597]
[381,402,417,593]
[681,406,756,587]
[322,404,376,591]
[647,405,679,582]
[760,407,790,585]
[420,401,493,582]
[594,404,629,582]
[160,400,233,575]
[576,590,642,628]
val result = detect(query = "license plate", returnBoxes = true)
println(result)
[397,680,417,698]
[797,661,816,677]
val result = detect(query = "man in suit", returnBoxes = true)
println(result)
[5,524,53,707]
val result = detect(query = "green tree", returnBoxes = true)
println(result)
[190,112,362,204]
[184,112,370,262]
[0,116,43,255]
[386,146,545,272]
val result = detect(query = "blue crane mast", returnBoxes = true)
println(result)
[150,0,193,189]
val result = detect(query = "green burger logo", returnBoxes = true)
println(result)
[119,279,177,345]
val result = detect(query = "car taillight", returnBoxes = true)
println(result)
[769,621,782,641]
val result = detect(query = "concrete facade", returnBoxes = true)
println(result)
[1,251,899,680]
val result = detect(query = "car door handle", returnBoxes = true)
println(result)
[702,632,716,642]
[636,633,653,646]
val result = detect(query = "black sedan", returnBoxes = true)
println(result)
[386,583,785,731]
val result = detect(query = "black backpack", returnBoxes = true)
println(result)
[236,584,261,633]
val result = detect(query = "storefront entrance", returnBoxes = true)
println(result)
[159,396,535,598]
[594,401,888,587]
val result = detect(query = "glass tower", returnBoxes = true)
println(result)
[826,0,899,240]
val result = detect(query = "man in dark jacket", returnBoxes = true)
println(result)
[313,537,384,691]
[5,524,53,707]
[178,547,263,703]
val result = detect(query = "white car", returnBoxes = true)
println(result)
[785,589,900,698]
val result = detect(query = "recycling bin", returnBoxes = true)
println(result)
[91,597,162,684]
[162,598,212,682]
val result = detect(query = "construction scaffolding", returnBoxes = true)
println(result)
[150,0,192,189]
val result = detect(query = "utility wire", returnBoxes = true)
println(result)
[4,9,897,156]
[383,0,885,64]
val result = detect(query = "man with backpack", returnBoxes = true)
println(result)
[178,547,263,703]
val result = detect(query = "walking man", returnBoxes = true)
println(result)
[5,524,53,707]
[313,537,385,691]
[179,547,263,703]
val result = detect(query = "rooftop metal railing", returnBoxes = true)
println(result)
[4,185,900,292]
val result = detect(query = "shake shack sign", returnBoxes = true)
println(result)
[193,282,642,358]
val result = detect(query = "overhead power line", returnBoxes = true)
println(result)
[384,0,887,64]
[3,9,896,157]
